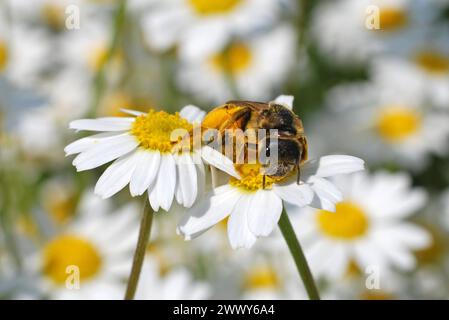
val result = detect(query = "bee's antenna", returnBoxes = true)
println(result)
[262,174,266,190]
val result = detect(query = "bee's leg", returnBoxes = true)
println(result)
[296,147,303,185]
[263,174,266,189]
[296,162,301,185]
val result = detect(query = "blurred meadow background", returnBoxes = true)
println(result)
[1,0,449,299]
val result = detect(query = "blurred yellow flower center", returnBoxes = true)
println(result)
[360,291,396,300]
[147,244,171,276]
[43,235,102,285]
[44,195,76,224]
[378,8,408,31]
[414,51,449,75]
[131,110,192,153]
[0,41,8,72]
[317,202,369,240]
[42,4,65,30]
[230,164,280,192]
[376,106,421,142]
[244,265,280,290]
[188,0,242,15]
[211,43,252,75]
[88,45,110,71]
[414,226,442,265]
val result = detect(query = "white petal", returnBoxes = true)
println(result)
[273,182,314,207]
[73,134,139,171]
[69,117,135,131]
[227,195,257,249]
[175,171,185,207]
[201,146,240,179]
[129,150,161,197]
[178,185,241,237]
[176,153,198,208]
[353,240,389,271]
[65,132,123,156]
[94,151,140,199]
[247,190,283,237]
[308,177,343,212]
[155,155,176,211]
[273,95,294,110]
[372,233,416,270]
[148,184,160,212]
[302,155,365,180]
[196,162,206,200]
[377,224,431,250]
[120,109,145,116]
[180,105,206,123]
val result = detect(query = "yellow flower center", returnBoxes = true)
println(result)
[378,8,408,31]
[414,51,449,75]
[188,0,242,16]
[317,202,369,240]
[0,41,8,72]
[230,164,281,192]
[43,235,102,285]
[211,43,252,75]
[130,110,192,153]
[376,106,421,142]
[244,265,280,290]
[42,4,65,30]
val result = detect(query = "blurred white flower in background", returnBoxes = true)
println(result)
[26,193,139,300]
[135,258,210,300]
[239,253,307,300]
[308,71,449,170]
[177,25,296,103]
[287,171,431,279]
[140,0,284,60]
[60,18,117,76]
[373,28,449,109]
[311,0,440,66]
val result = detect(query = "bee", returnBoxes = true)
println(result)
[201,100,308,186]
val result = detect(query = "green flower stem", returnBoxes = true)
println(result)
[124,198,154,300]
[278,209,320,300]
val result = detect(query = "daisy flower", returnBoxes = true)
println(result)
[59,18,123,78]
[287,171,431,280]
[7,0,110,32]
[65,105,206,212]
[140,0,283,60]
[177,25,296,103]
[310,74,449,170]
[310,0,440,65]
[240,254,307,300]
[135,258,210,300]
[372,28,449,109]
[0,14,52,87]
[178,97,365,249]
[28,193,139,300]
